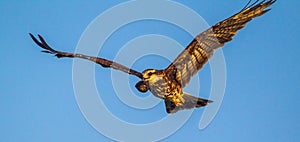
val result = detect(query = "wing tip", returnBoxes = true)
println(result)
[242,0,276,11]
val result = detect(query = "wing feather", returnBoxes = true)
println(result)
[165,0,276,87]
[29,34,143,79]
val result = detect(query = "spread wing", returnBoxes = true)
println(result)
[29,34,143,79]
[165,0,276,88]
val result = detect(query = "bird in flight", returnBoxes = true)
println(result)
[30,0,276,113]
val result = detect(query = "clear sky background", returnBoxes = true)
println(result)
[1,0,299,142]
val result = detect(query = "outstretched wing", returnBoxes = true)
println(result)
[29,34,143,79]
[165,0,276,87]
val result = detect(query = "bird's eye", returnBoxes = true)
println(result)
[135,81,148,93]
[147,72,153,76]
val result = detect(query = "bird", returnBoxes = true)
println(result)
[30,0,276,114]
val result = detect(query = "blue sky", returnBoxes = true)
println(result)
[1,0,299,142]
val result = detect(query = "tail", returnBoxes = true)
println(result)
[164,93,213,114]
[183,93,213,108]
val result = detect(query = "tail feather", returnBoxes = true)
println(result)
[183,93,213,108]
[196,97,213,108]
[164,93,212,114]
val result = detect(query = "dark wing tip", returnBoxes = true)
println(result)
[263,8,271,13]
[242,0,276,11]
[29,33,34,37]
[29,33,45,48]
[41,50,52,53]
[29,33,57,53]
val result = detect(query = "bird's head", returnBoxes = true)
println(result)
[135,80,148,93]
[142,69,158,80]
[134,69,158,93]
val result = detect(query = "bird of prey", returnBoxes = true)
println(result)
[30,0,276,113]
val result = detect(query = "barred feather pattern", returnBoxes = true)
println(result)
[165,0,276,88]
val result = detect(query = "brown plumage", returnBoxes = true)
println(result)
[166,0,276,88]
[30,0,275,113]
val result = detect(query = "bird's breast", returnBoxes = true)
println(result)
[147,74,177,99]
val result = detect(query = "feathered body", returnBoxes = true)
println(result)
[141,69,211,113]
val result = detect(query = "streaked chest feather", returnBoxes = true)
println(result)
[147,75,180,99]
